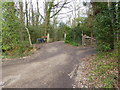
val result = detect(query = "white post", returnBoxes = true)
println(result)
[64,33,66,41]
[47,33,49,43]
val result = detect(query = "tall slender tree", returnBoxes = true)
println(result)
[19,2,24,41]
[36,0,39,26]
[30,0,35,26]
[42,0,68,33]
[25,0,28,26]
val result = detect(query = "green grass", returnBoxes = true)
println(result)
[102,78,113,88]
[65,40,80,46]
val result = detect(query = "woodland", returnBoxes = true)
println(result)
[1,0,120,88]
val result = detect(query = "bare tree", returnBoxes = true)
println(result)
[19,2,24,41]
[19,2,24,23]
[29,6,31,25]
[39,0,69,32]
[30,0,35,26]
[25,0,28,26]
[35,0,39,26]
[19,1,32,47]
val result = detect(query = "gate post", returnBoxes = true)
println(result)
[64,33,66,41]
[47,33,50,43]
[82,34,86,46]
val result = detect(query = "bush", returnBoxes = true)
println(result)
[96,42,111,52]
[94,11,113,51]
[65,26,82,45]
[28,25,45,44]
[65,40,80,46]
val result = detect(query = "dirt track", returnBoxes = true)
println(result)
[2,41,96,88]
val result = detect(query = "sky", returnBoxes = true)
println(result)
[14,0,90,24]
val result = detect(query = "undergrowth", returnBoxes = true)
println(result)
[89,49,119,88]
[65,40,80,46]
[2,46,35,59]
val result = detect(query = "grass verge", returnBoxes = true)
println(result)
[89,49,119,88]
[1,47,36,59]
[65,40,80,46]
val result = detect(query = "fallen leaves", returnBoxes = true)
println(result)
[73,52,119,88]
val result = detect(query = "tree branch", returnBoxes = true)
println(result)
[50,1,70,18]
[39,12,45,20]
[52,1,63,7]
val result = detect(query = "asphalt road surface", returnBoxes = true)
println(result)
[2,41,96,88]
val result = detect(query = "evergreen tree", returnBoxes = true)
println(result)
[2,2,20,51]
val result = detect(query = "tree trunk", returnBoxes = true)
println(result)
[36,0,39,26]
[44,1,52,33]
[25,0,28,26]
[29,7,31,25]
[91,32,93,45]
[25,27,32,47]
[30,0,35,26]
[19,2,24,42]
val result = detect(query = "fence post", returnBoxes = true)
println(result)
[82,34,83,45]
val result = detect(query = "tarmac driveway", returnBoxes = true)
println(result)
[2,41,96,88]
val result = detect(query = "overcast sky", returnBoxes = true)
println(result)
[14,0,90,24]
